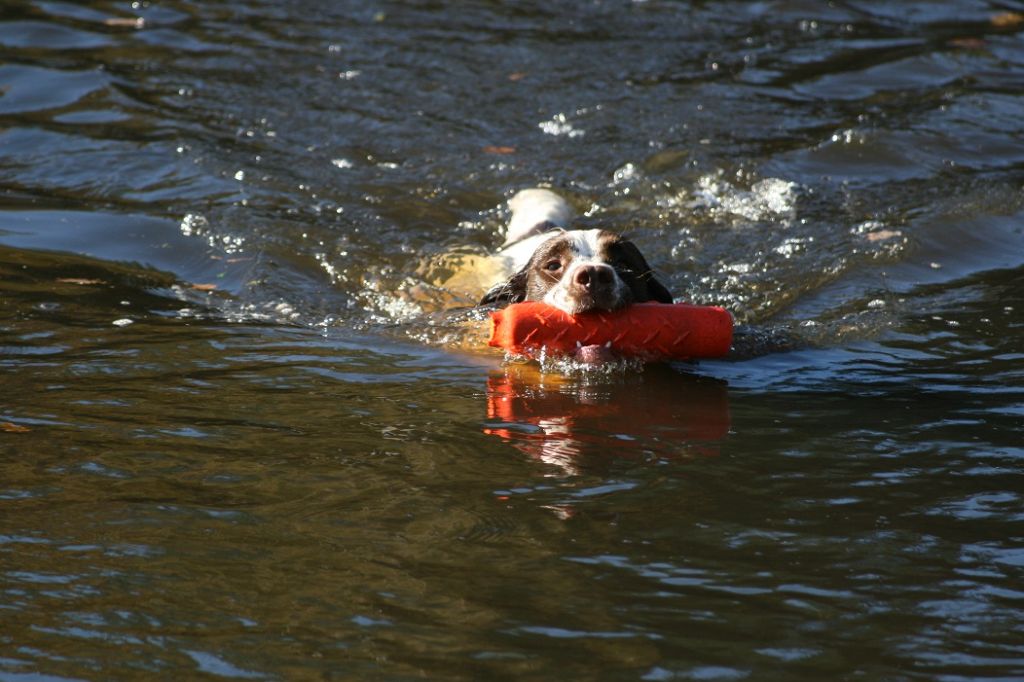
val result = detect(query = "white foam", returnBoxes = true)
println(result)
[689,172,799,223]
[538,113,585,138]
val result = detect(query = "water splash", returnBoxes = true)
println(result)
[689,172,800,224]
[539,113,585,138]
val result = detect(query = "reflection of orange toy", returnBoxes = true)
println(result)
[484,366,730,469]
[488,302,733,360]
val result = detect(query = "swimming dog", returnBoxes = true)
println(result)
[480,189,673,314]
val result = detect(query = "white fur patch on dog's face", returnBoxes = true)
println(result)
[564,229,599,258]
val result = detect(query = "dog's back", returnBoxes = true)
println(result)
[503,188,574,247]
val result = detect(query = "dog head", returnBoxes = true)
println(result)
[480,229,672,314]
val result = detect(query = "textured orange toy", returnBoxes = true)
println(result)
[488,301,733,361]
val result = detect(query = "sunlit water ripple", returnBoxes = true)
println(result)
[2,1,1023,680]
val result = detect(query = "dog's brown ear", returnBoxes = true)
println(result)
[479,268,528,306]
[644,274,674,304]
[615,238,674,304]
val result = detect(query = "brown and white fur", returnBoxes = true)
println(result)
[480,189,673,314]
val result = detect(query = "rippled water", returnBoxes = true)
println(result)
[3,1,1024,679]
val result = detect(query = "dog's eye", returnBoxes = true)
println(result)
[543,259,562,272]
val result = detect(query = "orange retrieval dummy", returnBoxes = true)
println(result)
[488,301,733,361]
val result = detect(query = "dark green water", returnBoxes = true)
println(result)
[2,1,1023,679]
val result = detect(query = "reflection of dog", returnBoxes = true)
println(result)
[479,189,673,314]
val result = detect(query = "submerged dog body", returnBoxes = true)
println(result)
[481,189,673,315]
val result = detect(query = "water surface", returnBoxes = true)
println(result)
[2,1,1024,679]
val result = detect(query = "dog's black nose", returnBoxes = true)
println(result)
[573,264,614,290]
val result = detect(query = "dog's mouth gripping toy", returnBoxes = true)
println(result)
[488,301,733,362]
